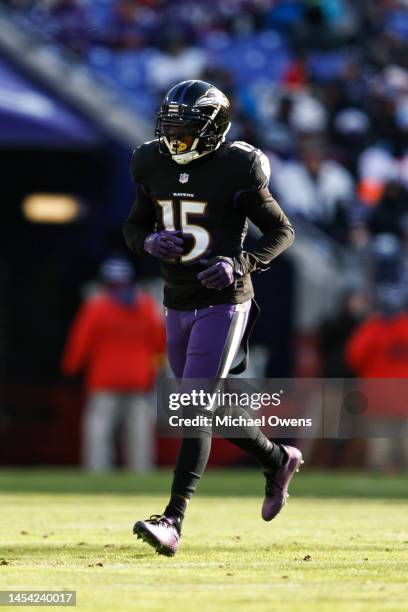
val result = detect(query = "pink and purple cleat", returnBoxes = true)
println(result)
[133,515,181,557]
[262,445,304,521]
[133,446,303,557]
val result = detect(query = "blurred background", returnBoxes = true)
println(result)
[0,0,407,472]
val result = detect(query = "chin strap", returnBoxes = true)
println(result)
[162,133,227,165]
[171,149,211,165]
[170,140,225,164]
[161,121,231,164]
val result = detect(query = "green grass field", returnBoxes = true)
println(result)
[0,470,407,611]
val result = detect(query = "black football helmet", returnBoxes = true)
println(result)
[155,80,231,164]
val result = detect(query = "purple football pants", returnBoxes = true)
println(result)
[162,300,283,510]
[165,301,251,381]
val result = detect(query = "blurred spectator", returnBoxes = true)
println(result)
[371,94,405,156]
[61,257,166,471]
[370,233,405,284]
[290,94,328,135]
[259,93,296,154]
[314,286,370,467]
[345,305,408,471]
[319,288,370,378]
[345,235,408,471]
[367,180,408,238]
[332,107,370,172]
[146,38,207,91]
[45,0,91,55]
[103,0,147,50]
[357,144,399,206]
[272,140,354,239]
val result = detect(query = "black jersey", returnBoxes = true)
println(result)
[123,139,294,310]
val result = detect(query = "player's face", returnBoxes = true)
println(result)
[166,129,194,154]
[160,118,200,153]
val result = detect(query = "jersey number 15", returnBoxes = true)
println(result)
[157,199,210,263]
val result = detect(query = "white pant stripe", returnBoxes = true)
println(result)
[219,309,247,379]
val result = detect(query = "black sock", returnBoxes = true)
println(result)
[164,494,188,532]
[226,435,286,469]
[164,413,213,531]
[164,494,188,519]
[214,404,287,469]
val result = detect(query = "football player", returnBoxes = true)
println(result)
[123,80,303,556]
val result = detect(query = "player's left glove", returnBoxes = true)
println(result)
[197,257,235,290]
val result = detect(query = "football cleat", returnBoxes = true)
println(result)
[133,515,181,557]
[262,445,303,522]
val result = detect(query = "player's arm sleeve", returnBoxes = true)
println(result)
[122,147,156,256]
[233,153,295,275]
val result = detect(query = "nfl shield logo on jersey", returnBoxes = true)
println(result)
[179,173,189,184]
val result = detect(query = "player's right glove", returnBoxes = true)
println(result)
[197,257,235,290]
[144,230,183,259]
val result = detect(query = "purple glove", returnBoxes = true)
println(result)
[197,258,235,290]
[144,230,183,259]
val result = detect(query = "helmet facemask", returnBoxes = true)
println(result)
[156,103,230,164]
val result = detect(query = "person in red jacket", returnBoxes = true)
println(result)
[62,257,166,471]
[346,309,408,378]
[345,286,408,470]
